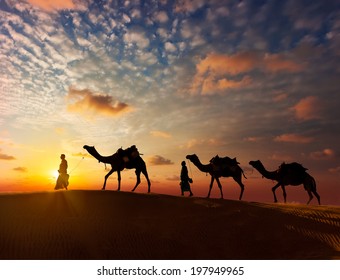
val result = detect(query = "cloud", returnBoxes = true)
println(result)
[0,150,16,160]
[72,152,92,158]
[27,0,75,11]
[274,133,314,144]
[154,11,169,23]
[13,167,27,172]
[150,131,172,138]
[291,96,323,121]
[264,53,304,73]
[123,29,150,49]
[243,136,264,142]
[165,42,177,52]
[273,92,289,102]
[196,52,260,76]
[181,138,222,149]
[310,148,335,160]
[148,155,174,166]
[191,51,303,95]
[200,76,252,95]
[66,87,131,117]
[270,153,294,162]
[175,0,205,14]
[329,166,340,174]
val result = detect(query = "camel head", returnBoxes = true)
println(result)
[83,145,94,152]
[83,145,99,159]
[186,154,199,163]
[249,160,263,170]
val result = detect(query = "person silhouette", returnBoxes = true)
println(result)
[54,154,69,190]
[180,161,193,196]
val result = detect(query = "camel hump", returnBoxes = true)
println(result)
[126,145,139,158]
[279,162,308,174]
[210,154,240,172]
[117,145,140,162]
[210,155,239,166]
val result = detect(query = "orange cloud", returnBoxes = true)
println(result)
[196,52,260,76]
[191,51,303,95]
[310,148,335,160]
[150,130,172,138]
[66,87,131,117]
[0,149,15,160]
[274,133,314,143]
[72,152,92,158]
[270,153,293,162]
[329,166,340,174]
[200,75,251,95]
[181,138,222,149]
[273,92,288,102]
[28,0,75,11]
[291,96,323,121]
[264,53,303,73]
[217,76,252,89]
[13,167,27,172]
[148,155,174,166]
[243,136,264,142]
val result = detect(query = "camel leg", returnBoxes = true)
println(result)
[272,183,281,203]
[117,170,121,191]
[309,179,321,205]
[132,169,141,192]
[103,168,115,190]
[312,190,321,205]
[207,176,214,198]
[215,177,224,199]
[306,190,314,205]
[234,176,245,200]
[281,185,287,203]
[142,169,151,193]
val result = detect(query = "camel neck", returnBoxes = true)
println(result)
[86,147,113,164]
[255,162,277,180]
[190,158,211,173]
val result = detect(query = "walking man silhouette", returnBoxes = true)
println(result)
[55,154,69,190]
[180,161,193,196]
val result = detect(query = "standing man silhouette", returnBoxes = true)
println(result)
[180,161,193,196]
[55,154,69,190]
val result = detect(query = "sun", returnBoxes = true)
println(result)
[51,170,59,179]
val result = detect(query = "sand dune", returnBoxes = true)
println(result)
[0,190,339,260]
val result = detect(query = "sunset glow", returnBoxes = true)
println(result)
[0,0,339,205]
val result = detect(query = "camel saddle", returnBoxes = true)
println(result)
[278,162,308,176]
[117,145,140,164]
[210,155,239,172]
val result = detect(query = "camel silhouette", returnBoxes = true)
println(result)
[83,145,151,192]
[249,160,320,205]
[186,154,246,200]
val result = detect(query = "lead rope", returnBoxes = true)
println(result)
[69,157,84,175]
[187,160,193,179]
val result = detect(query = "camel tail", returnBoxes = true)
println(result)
[241,168,247,179]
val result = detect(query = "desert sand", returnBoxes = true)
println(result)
[0,190,339,260]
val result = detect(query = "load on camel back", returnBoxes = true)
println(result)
[209,155,241,173]
[116,145,140,168]
[278,162,308,181]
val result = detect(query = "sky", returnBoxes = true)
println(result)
[0,0,339,205]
